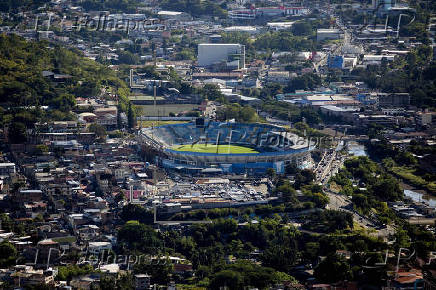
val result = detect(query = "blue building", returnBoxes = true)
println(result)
[328,55,344,69]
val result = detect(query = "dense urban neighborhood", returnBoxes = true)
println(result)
[0,0,436,289]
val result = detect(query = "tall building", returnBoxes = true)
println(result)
[197,44,245,69]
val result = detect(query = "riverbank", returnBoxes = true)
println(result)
[391,166,436,195]
[402,181,436,208]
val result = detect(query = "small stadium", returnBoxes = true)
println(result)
[139,119,314,175]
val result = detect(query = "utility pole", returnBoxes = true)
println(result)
[34,15,39,31]
[153,84,157,128]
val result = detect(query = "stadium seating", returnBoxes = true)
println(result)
[147,122,288,149]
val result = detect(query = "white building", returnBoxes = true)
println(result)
[267,22,295,31]
[416,112,433,126]
[157,10,191,20]
[362,54,395,66]
[197,44,245,69]
[343,57,358,70]
[224,26,258,34]
[0,163,15,177]
[88,241,112,255]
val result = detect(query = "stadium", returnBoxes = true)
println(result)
[139,120,314,175]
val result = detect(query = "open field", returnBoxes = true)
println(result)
[139,120,188,128]
[129,95,165,101]
[138,104,198,116]
[171,144,259,154]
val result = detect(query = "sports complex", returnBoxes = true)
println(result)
[139,120,314,175]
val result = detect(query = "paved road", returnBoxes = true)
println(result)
[312,13,350,72]
[309,9,396,238]
[313,8,362,73]
[408,218,436,225]
[314,145,395,238]
[325,189,395,238]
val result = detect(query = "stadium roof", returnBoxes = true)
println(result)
[201,168,223,173]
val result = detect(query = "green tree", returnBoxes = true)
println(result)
[353,194,370,213]
[395,151,417,166]
[201,84,224,101]
[117,50,139,65]
[160,0,227,18]
[261,243,297,273]
[174,48,195,60]
[304,242,320,261]
[314,254,352,283]
[0,241,17,267]
[88,123,107,140]
[117,220,162,252]
[99,275,116,290]
[120,204,154,224]
[311,192,329,208]
[100,273,134,290]
[382,157,396,169]
[127,103,136,129]
[56,264,93,281]
[291,21,313,36]
[0,214,13,232]
[276,180,297,203]
[266,168,276,180]
[294,169,315,189]
[209,270,243,290]
[372,176,402,201]
[134,257,173,285]
[8,122,27,143]
[35,144,49,155]
[394,229,411,251]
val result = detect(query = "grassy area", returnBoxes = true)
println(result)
[139,120,188,128]
[391,166,436,194]
[52,236,77,243]
[352,221,367,232]
[129,95,165,101]
[138,104,198,116]
[328,181,342,194]
[171,144,259,154]
[176,285,206,290]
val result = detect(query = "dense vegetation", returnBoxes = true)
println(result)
[260,101,322,125]
[216,103,261,123]
[302,210,353,233]
[0,34,133,141]
[74,0,144,13]
[0,0,49,12]
[160,0,227,18]
[110,170,356,288]
[219,20,322,63]
[115,198,436,288]
[368,140,436,194]
[116,215,301,288]
[254,31,315,51]
[331,156,402,224]
[352,45,435,107]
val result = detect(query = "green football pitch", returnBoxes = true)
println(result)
[171,144,259,154]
